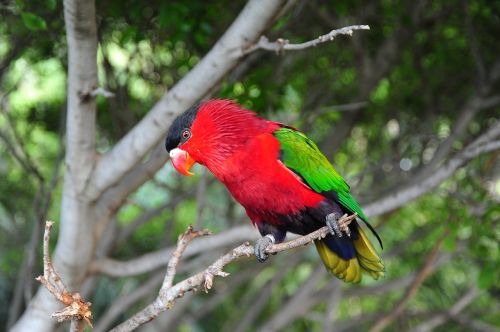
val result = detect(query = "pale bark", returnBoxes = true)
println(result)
[258,266,325,331]
[93,272,164,332]
[408,287,479,332]
[259,243,461,331]
[12,2,290,330]
[92,122,500,279]
[243,25,370,54]
[369,231,448,332]
[363,121,500,217]
[109,215,356,331]
[90,225,258,277]
[10,1,500,330]
[11,0,98,330]
[88,0,288,200]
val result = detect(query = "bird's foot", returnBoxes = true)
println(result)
[254,234,275,263]
[326,213,357,237]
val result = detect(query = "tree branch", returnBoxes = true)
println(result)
[90,225,257,277]
[95,120,497,278]
[322,279,343,331]
[463,0,486,86]
[162,226,211,289]
[92,120,498,280]
[93,214,357,277]
[243,24,370,55]
[110,215,356,331]
[62,0,98,193]
[258,266,325,331]
[480,94,500,109]
[0,129,44,182]
[93,272,164,332]
[363,121,500,217]
[88,0,289,200]
[369,230,449,332]
[408,287,480,332]
[35,221,92,331]
[449,313,500,332]
[231,258,299,332]
[11,0,101,330]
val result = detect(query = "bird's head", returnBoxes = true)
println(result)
[165,99,271,177]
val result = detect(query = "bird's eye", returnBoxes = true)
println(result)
[181,129,191,141]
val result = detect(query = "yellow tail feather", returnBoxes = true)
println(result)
[315,226,385,283]
[353,226,385,279]
[315,240,361,283]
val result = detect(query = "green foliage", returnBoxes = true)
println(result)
[20,12,47,30]
[1,0,499,331]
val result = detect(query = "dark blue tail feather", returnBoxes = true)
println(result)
[322,233,356,260]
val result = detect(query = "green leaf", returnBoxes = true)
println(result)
[45,0,57,10]
[477,264,497,289]
[443,236,456,251]
[21,12,47,31]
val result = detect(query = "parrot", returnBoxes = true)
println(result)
[165,99,384,283]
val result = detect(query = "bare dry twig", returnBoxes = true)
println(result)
[35,221,92,331]
[162,226,211,289]
[243,25,370,55]
[111,214,357,331]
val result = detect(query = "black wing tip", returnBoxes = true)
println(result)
[359,217,384,250]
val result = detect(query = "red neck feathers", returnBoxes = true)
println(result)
[182,99,277,177]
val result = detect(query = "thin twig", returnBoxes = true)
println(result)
[110,214,357,332]
[35,221,92,330]
[162,225,211,289]
[243,25,370,55]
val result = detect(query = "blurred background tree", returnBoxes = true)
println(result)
[1,0,499,331]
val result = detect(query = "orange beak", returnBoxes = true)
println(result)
[169,148,196,176]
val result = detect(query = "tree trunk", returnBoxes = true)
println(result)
[11,0,98,330]
[11,1,288,330]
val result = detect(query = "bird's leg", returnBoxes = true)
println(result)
[254,234,275,263]
[326,213,355,237]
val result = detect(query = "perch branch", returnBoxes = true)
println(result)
[96,119,499,278]
[110,214,357,332]
[35,221,92,331]
[162,226,211,289]
[267,213,358,253]
[243,25,370,55]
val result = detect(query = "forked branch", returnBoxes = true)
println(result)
[110,214,357,332]
[35,221,92,331]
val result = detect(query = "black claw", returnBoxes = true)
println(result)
[254,236,273,263]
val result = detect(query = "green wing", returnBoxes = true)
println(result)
[273,127,368,221]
